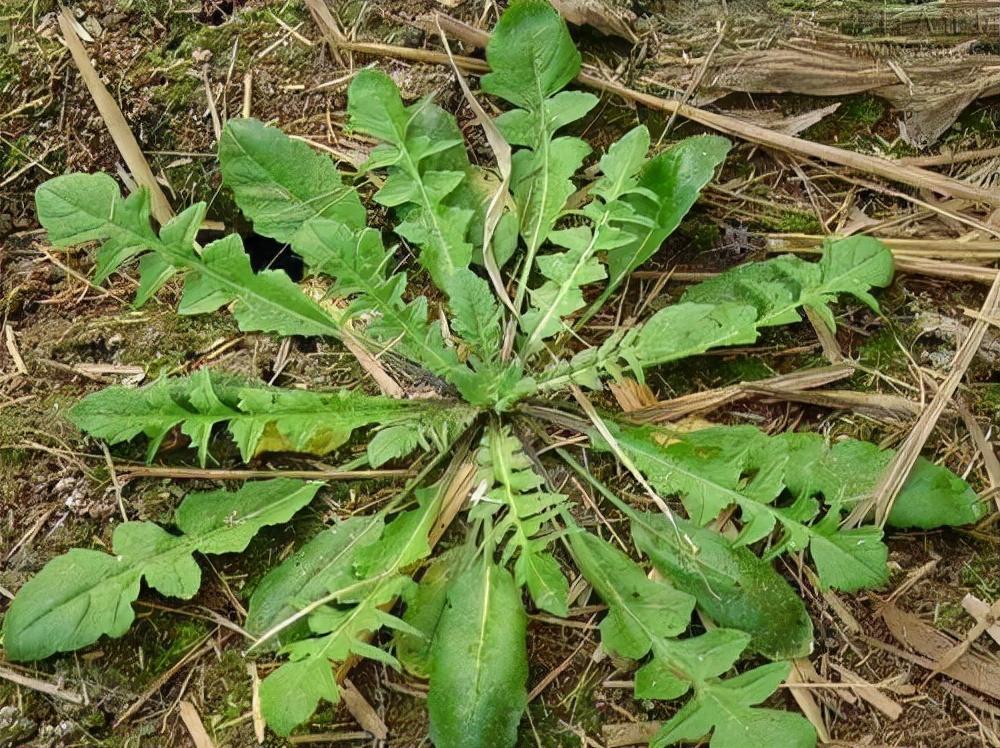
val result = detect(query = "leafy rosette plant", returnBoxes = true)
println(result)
[3,2,984,746]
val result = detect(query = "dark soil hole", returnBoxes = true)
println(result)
[199,0,242,26]
[194,224,304,281]
[243,233,304,281]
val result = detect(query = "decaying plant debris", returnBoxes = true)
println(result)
[2,1,1000,747]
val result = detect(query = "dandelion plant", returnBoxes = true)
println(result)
[3,2,984,746]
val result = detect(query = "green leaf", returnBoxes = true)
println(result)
[246,514,386,646]
[680,235,893,332]
[778,435,985,529]
[291,221,478,387]
[4,479,320,661]
[569,530,695,659]
[483,0,597,258]
[35,173,342,338]
[481,0,582,110]
[346,71,507,380]
[635,629,750,700]
[70,369,471,465]
[569,516,815,746]
[651,658,815,748]
[531,237,894,397]
[348,69,473,288]
[476,425,570,616]
[396,547,468,678]
[219,118,365,248]
[631,512,813,660]
[367,425,421,468]
[519,126,651,352]
[427,558,529,748]
[602,423,890,592]
[585,135,731,322]
[259,486,444,735]
[259,656,338,738]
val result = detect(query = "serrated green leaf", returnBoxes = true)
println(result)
[476,425,570,615]
[427,558,528,748]
[70,369,471,465]
[651,659,815,748]
[777,434,985,529]
[258,487,443,735]
[35,173,342,337]
[348,69,473,289]
[483,0,597,259]
[581,135,731,324]
[346,71,507,382]
[531,237,894,397]
[602,423,890,591]
[681,235,893,332]
[631,512,813,660]
[258,656,338,738]
[519,126,652,352]
[219,117,365,248]
[4,479,320,661]
[635,629,751,700]
[367,425,421,467]
[569,530,695,659]
[246,514,386,646]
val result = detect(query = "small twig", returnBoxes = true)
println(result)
[0,665,85,704]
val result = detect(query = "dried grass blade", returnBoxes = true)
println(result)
[56,8,173,224]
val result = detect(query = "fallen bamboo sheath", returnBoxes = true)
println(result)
[633,257,998,286]
[429,14,1000,208]
[309,12,1000,206]
[768,233,1000,261]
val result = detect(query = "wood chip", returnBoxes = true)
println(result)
[962,595,1000,647]
[788,659,832,742]
[0,665,84,704]
[629,363,853,422]
[341,678,388,740]
[178,701,215,748]
[829,663,903,721]
[247,663,265,744]
[3,325,27,374]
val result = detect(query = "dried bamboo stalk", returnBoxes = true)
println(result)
[57,8,173,223]
[432,13,1000,207]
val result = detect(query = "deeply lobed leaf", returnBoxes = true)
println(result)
[533,236,895,395]
[3,480,320,661]
[602,421,982,591]
[35,173,342,338]
[571,530,816,747]
[70,369,472,467]
[474,425,570,615]
[258,484,444,735]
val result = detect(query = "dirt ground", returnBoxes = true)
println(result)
[2,1,1000,746]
